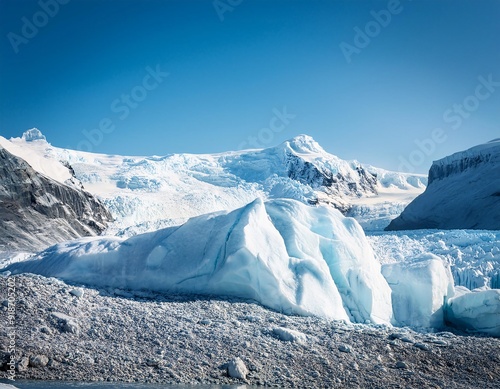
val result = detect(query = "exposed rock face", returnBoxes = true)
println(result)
[0,146,113,251]
[269,135,379,212]
[285,153,378,198]
[386,140,500,231]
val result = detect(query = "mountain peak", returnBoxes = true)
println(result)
[21,128,46,142]
[284,134,325,154]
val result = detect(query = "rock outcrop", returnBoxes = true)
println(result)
[0,145,112,251]
[386,139,500,231]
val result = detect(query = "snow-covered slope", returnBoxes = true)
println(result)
[0,129,81,189]
[0,145,113,252]
[4,199,394,324]
[2,130,426,234]
[387,139,500,231]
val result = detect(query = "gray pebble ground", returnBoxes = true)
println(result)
[1,275,499,388]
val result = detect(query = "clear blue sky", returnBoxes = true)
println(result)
[1,0,499,173]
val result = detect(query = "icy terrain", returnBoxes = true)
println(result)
[369,229,500,290]
[446,287,500,337]
[1,130,426,235]
[5,198,498,336]
[5,199,393,324]
[387,139,500,230]
[370,230,500,336]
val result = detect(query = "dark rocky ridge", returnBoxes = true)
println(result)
[387,140,500,231]
[286,153,378,195]
[284,150,378,213]
[428,153,493,184]
[0,146,113,252]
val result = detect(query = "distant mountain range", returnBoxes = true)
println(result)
[0,129,426,245]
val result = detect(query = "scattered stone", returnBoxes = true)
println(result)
[273,327,307,343]
[17,356,29,371]
[374,364,387,372]
[199,319,211,325]
[414,343,430,351]
[51,312,80,334]
[3,274,500,388]
[395,361,408,369]
[243,315,260,323]
[427,338,448,346]
[40,326,52,335]
[69,288,84,298]
[338,344,352,353]
[145,358,159,367]
[227,357,248,380]
[310,370,321,378]
[29,354,49,367]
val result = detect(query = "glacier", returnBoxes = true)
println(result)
[1,129,497,337]
[382,254,455,328]
[369,229,500,290]
[446,287,500,337]
[0,130,426,235]
[6,197,496,334]
[5,198,393,324]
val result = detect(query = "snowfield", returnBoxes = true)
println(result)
[0,130,426,235]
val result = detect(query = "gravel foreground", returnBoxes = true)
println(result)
[1,275,499,388]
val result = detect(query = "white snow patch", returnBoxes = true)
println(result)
[0,134,75,187]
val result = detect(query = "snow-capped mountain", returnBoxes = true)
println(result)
[1,130,426,235]
[1,129,498,336]
[387,139,500,231]
[0,143,113,252]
